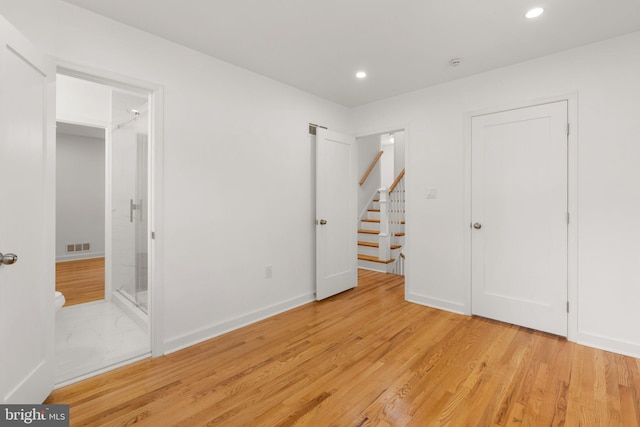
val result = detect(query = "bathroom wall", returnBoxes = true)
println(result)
[55,130,105,261]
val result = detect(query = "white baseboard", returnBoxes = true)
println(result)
[357,264,388,273]
[54,353,150,389]
[409,294,640,359]
[163,293,315,355]
[406,292,467,315]
[577,331,640,359]
[56,252,105,262]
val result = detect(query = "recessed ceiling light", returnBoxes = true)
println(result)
[355,71,367,79]
[525,7,544,19]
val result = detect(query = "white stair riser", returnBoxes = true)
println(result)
[358,259,395,273]
[360,221,380,231]
[358,245,379,257]
[358,232,379,243]
[371,201,380,210]
[367,211,380,220]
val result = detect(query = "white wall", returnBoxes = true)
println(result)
[353,32,640,358]
[0,0,352,353]
[57,74,111,125]
[380,134,394,188]
[393,131,405,176]
[357,134,381,216]
[56,132,105,261]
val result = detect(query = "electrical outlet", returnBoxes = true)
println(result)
[265,265,273,279]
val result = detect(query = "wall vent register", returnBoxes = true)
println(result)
[66,243,90,253]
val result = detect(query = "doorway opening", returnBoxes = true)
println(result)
[54,72,157,386]
[356,129,406,276]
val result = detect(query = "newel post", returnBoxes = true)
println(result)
[378,188,391,261]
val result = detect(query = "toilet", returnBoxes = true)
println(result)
[55,291,66,312]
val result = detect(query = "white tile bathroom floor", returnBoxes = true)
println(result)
[55,300,150,384]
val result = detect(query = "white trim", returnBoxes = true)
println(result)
[164,294,315,355]
[105,125,113,303]
[463,93,579,341]
[55,61,165,358]
[56,253,105,262]
[577,332,640,359]
[53,353,150,389]
[56,115,110,130]
[355,125,407,140]
[566,93,579,343]
[406,293,466,315]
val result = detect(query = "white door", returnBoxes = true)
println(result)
[316,128,357,300]
[471,101,568,336]
[0,16,56,403]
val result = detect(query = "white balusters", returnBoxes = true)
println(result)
[389,173,405,275]
[389,176,405,244]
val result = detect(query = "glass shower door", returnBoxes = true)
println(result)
[111,91,149,312]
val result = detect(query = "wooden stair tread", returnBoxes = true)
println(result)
[358,229,378,234]
[358,254,395,264]
[361,218,380,223]
[368,209,380,213]
[395,232,405,237]
[358,241,401,249]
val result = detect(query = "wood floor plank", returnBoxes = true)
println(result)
[45,269,640,426]
[56,257,105,306]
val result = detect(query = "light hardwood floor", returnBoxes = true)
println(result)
[56,258,105,307]
[46,269,640,426]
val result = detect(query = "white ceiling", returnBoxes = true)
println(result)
[61,0,640,107]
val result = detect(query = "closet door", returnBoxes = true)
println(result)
[471,101,568,336]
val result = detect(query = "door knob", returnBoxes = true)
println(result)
[473,223,482,230]
[319,219,327,225]
[0,253,18,265]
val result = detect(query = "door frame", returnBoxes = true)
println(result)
[463,94,578,341]
[56,60,165,357]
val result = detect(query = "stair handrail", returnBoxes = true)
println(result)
[388,168,405,193]
[360,151,384,186]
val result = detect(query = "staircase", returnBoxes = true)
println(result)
[357,170,405,273]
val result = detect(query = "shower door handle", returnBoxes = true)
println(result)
[130,199,143,222]
[130,199,138,223]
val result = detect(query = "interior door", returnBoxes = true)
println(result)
[316,128,357,300]
[0,16,56,403]
[471,101,568,336]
